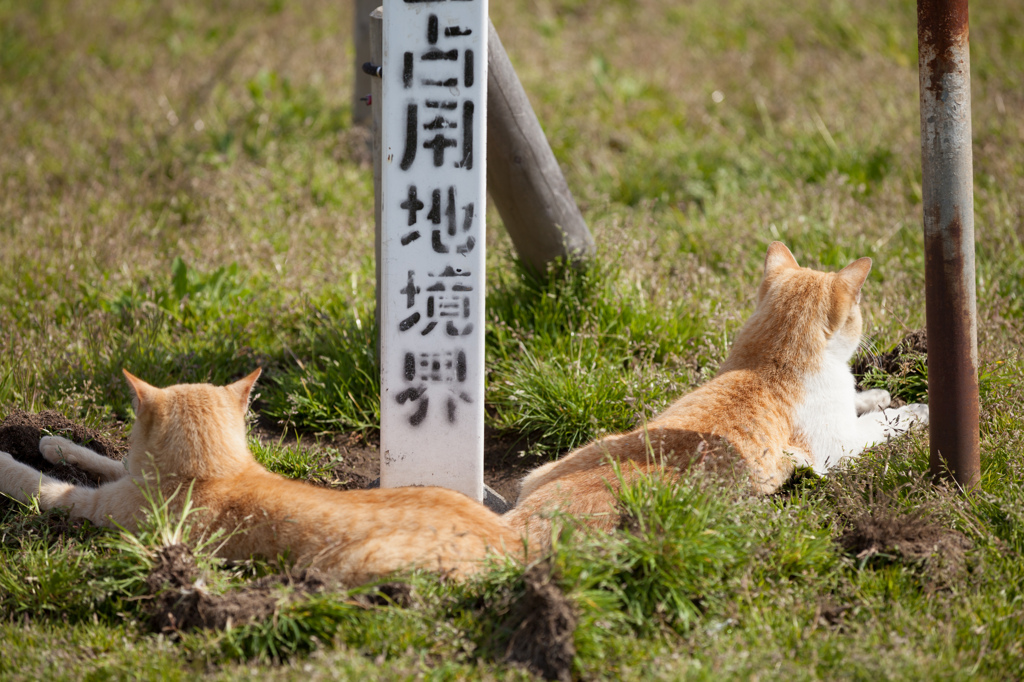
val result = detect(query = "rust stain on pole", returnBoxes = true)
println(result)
[917,0,980,489]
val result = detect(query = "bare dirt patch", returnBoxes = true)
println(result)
[499,561,577,682]
[0,409,127,487]
[146,543,414,634]
[147,543,334,633]
[355,581,418,609]
[832,479,971,588]
[852,329,928,404]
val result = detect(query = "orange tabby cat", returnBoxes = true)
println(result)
[504,242,928,550]
[0,370,519,584]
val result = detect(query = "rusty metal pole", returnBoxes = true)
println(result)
[917,0,980,489]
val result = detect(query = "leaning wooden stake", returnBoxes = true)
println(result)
[486,20,595,273]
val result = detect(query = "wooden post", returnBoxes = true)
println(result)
[486,19,595,274]
[367,4,509,513]
[352,0,378,126]
[379,0,488,501]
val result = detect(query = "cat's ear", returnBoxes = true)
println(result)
[122,369,157,415]
[837,257,872,297]
[827,257,872,333]
[764,242,799,276]
[227,368,262,413]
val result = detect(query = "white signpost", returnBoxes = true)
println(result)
[380,0,488,501]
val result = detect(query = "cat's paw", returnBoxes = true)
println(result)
[855,388,891,416]
[902,403,929,427]
[875,404,928,438]
[39,436,77,465]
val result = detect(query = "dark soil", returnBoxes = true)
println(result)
[0,409,127,488]
[852,329,928,378]
[500,561,577,682]
[839,504,970,563]
[312,431,382,491]
[814,599,849,630]
[147,543,334,633]
[146,544,417,634]
[355,581,418,609]
[482,431,540,504]
[834,481,972,588]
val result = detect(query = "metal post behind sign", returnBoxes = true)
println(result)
[379,0,488,501]
[917,0,981,489]
[352,0,379,126]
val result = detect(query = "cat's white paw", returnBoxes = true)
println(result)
[39,436,76,465]
[875,404,928,439]
[903,403,929,426]
[855,388,891,416]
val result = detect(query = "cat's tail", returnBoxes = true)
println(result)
[504,505,555,560]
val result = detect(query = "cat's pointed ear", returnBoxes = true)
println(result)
[764,242,799,276]
[827,257,873,334]
[837,257,872,297]
[123,369,157,415]
[227,368,262,412]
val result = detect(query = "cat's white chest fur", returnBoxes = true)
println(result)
[794,348,862,474]
[794,339,928,474]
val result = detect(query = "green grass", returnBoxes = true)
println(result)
[486,260,703,453]
[2,0,1024,677]
[5,443,1024,679]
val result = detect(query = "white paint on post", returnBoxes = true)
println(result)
[380,0,487,501]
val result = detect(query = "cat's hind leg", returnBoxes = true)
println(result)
[854,389,891,416]
[1,449,88,508]
[0,450,139,527]
[39,436,127,483]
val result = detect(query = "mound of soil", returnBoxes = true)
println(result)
[839,506,970,564]
[852,329,928,378]
[501,562,577,682]
[147,544,334,633]
[146,543,415,634]
[0,409,127,487]
[835,483,971,587]
[814,598,849,629]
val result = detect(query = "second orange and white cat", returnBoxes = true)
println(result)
[0,370,519,583]
[504,242,928,549]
